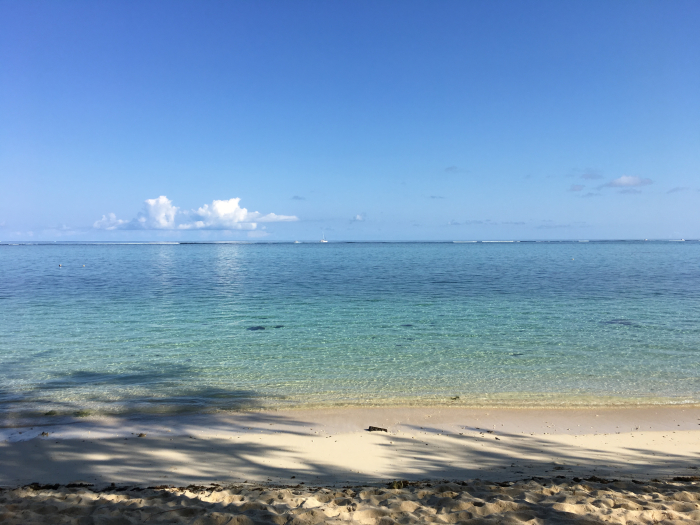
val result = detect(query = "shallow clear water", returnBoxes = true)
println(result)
[1,241,699,423]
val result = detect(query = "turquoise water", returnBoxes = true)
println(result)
[1,241,699,423]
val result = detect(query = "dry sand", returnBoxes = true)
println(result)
[3,478,700,524]
[1,406,699,523]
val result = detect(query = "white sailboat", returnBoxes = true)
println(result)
[320,233,328,243]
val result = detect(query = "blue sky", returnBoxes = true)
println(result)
[1,0,699,241]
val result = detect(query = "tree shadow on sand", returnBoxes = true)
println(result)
[1,413,699,488]
[2,403,700,524]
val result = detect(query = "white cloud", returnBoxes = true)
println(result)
[95,196,298,231]
[93,213,127,230]
[183,198,254,230]
[182,198,296,229]
[135,196,179,228]
[256,211,298,223]
[604,175,653,188]
[351,213,366,222]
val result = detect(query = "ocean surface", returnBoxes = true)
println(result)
[1,241,699,424]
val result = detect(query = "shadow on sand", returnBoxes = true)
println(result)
[1,410,699,488]
[1,396,700,524]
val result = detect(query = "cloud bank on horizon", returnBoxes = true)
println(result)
[94,196,298,231]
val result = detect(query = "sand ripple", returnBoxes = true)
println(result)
[1,478,699,524]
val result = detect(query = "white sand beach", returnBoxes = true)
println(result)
[1,406,699,523]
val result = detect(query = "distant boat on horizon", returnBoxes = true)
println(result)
[320,233,328,243]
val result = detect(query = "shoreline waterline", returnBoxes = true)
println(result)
[4,394,700,429]
[4,402,700,434]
